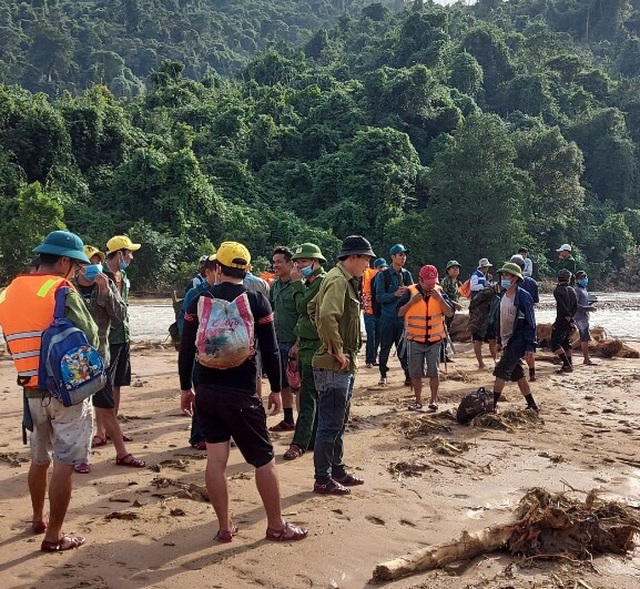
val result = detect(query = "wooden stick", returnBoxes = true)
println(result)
[372,524,513,581]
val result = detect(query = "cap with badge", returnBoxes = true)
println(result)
[215,241,251,270]
[291,243,326,263]
[419,264,439,286]
[106,235,141,254]
[84,245,106,263]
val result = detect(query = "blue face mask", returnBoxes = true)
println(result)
[83,263,103,281]
[578,278,588,287]
[300,265,314,279]
[501,278,512,290]
[118,257,129,271]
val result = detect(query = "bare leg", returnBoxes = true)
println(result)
[488,339,497,362]
[113,385,121,416]
[43,462,74,543]
[581,341,591,363]
[97,408,131,460]
[204,441,233,533]
[412,377,422,405]
[429,376,439,406]
[254,459,285,530]
[94,409,106,441]
[473,341,485,368]
[29,461,49,525]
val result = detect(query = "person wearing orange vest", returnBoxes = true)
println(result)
[361,257,387,367]
[0,230,98,552]
[398,265,454,412]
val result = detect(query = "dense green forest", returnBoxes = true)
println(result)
[2,0,640,290]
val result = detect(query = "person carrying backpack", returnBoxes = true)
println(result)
[374,244,413,387]
[0,231,98,552]
[179,241,307,543]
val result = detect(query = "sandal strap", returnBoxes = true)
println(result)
[266,522,308,542]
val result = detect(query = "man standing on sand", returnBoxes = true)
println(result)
[556,244,577,284]
[398,265,454,412]
[269,246,298,432]
[490,262,539,413]
[510,254,539,382]
[470,258,492,298]
[0,230,97,552]
[179,241,307,542]
[374,244,412,387]
[102,235,141,438]
[283,243,327,461]
[574,270,597,366]
[551,268,577,373]
[311,235,375,495]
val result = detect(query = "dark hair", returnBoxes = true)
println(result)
[106,250,122,260]
[37,253,63,266]
[518,247,528,254]
[215,260,246,279]
[202,258,217,271]
[272,246,293,261]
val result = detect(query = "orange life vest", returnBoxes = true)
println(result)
[0,274,68,388]
[259,271,277,286]
[361,267,379,315]
[404,284,447,344]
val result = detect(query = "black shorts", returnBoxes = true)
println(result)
[109,342,132,387]
[493,347,525,382]
[472,324,496,343]
[195,384,274,468]
[551,323,572,352]
[92,378,115,409]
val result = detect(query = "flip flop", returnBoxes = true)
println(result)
[41,534,85,552]
[74,462,91,474]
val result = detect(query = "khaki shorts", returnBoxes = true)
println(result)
[28,397,93,466]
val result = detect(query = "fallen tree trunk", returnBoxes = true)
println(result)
[372,525,513,581]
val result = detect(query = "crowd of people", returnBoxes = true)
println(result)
[0,230,596,552]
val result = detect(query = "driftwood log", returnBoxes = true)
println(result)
[372,488,640,582]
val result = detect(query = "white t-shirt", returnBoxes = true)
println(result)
[500,292,517,344]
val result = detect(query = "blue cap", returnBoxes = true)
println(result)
[34,231,90,263]
[389,244,409,256]
[373,257,387,268]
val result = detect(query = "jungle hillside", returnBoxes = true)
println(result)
[2,0,640,290]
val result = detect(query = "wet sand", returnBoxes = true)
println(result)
[1,344,639,589]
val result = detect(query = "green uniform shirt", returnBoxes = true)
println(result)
[269,277,297,344]
[441,275,460,302]
[310,262,361,374]
[292,268,326,365]
[104,268,130,344]
[558,256,578,285]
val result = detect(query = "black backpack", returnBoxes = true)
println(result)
[372,268,410,318]
[456,387,492,424]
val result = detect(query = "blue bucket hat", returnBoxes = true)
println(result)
[34,231,90,263]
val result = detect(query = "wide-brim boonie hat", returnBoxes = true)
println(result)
[292,243,326,263]
[34,231,90,264]
[338,235,375,258]
[478,257,492,268]
[497,262,523,281]
[446,260,461,270]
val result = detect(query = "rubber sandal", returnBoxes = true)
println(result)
[106,434,133,442]
[32,520,47,535]
[427,403,438,412]
[313,478,351,495]
[191,441,207,450]
[74,462,91,474]
[214,524,237,543]
[40,534,85,552]
[115,453,146,468]
[283,444,304,461]
[269,420,295,432]
[265,522,308,542]
[407,401,422,411]
[91,435,108,448]
[333,473,364,486]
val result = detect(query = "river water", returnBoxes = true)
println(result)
[128,292,640,342]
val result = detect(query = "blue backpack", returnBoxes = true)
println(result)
[38,286,106,407]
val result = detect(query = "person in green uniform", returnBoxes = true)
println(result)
[283,243,327,460]
[556,243,577,284]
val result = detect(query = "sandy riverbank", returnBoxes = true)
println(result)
[1,344,639,589]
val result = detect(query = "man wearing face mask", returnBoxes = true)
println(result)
[283,243,327,461]
[73,245,146,471]
[574,271,597,365]
[0,231,98,552]
[490,262,539,412]
[103,235,141,432]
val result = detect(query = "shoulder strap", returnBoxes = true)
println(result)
[383,268,391,291]
[53,286,69,320]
